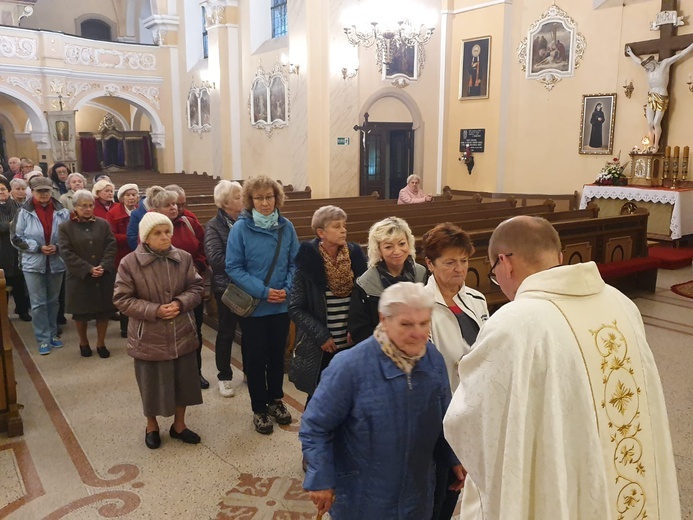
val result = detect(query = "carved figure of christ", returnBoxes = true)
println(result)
[625,0,693,151]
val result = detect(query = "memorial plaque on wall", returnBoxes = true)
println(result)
[459,129,485,153]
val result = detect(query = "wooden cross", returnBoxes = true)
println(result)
[625,0,693,147]
[626,0,693,60]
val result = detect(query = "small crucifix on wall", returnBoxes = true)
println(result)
[625,0,693,151]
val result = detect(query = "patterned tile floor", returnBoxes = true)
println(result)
[0,265,691,519]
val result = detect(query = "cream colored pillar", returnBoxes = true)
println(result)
[203,1,243,180]
[142,13,181,172]
[300,2,330,197]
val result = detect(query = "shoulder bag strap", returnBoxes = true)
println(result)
[180,215,195,235]
[263,226,284,285]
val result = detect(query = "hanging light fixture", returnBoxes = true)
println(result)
[343,19,435,65]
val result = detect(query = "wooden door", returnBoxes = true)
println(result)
[359,122,414,198]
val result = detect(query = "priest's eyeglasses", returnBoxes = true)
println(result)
[488,253,513,286]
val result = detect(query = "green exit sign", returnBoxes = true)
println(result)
[337,137,350,146]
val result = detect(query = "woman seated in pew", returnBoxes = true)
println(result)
[397,174,433,204]
[348,216,427,345]
[422,222,489,520]
[289,205,368,404]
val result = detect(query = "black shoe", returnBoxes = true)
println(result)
[18,313,32,322]
[56,326,63,337]
[57,315,67,325]
[169,426,201,444]
[253,412,274,435]
[268,400,292,425]
[80,345,93,358]
[96,346,110,359]
[145,429,161,449]
[199,374,210,389]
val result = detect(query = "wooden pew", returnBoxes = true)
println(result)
[445,187,580,212]
[0,271,23,436]
[292,200,554,240]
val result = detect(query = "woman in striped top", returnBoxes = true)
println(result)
[289,205,367,401]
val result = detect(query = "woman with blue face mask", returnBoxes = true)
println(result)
[226,176,300,435]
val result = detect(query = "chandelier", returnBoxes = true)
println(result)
[343,20,435,65]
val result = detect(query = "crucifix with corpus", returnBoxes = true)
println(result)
[625,0,693,151]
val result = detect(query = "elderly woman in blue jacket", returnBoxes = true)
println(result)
[300,282,465,519]
[11,177,71,355]
[226,176,299,435]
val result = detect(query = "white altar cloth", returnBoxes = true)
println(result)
[580,184,693,239]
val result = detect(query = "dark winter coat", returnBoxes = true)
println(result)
[300,336,458,519]
[288,238,367,394]
[113,244,203,361]
[204,208,236,295]
[347,258,428,345]
[0,199,21,277]
[58,217,117,316]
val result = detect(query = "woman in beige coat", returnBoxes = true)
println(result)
[113,212,204,449]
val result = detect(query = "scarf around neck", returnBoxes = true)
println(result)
[374,323,426,375]
[319,242,353,297]
[252,208,278,229]
[70,211,96,223]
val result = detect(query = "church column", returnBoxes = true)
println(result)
[300,1,330,197]
[142,13,182,172]
[202,0,243,180]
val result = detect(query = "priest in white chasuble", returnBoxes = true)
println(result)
[443,216,680,520]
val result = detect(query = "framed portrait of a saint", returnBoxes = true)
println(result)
[459,36,491,100]
[579,93,616,155]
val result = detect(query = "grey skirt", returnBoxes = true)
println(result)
[133,350,203,417]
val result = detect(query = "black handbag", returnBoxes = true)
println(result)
[222,228,283,317]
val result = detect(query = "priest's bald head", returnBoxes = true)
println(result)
[488,216,563,300]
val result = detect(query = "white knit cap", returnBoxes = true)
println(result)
[139,211,173,244]
[117,183,139,200]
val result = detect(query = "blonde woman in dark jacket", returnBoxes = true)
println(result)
[113,212,204,450]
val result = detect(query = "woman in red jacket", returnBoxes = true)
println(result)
[107,183,139,337]
[149,187,209,390]
[92,179,115,219]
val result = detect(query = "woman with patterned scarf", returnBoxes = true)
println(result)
[300,282,463,519]
[348,216,427,345]
[289,205,368,403]
[58,189,117,358]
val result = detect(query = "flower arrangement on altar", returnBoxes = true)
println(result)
[594,155,629,186]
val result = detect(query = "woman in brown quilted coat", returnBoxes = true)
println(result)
[113,212,204,450]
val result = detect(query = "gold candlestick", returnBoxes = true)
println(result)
[682,146,689,181]
[663,145,671,179]
[672,146,680,189]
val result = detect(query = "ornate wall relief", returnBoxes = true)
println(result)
[0,35,37,59]
[64,44,156,70]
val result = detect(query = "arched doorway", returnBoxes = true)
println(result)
[0,88,49,170]
[357,89,424,199]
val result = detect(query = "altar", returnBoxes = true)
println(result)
[580,184,693,240]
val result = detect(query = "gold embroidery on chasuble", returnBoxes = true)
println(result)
[550,302,660,520]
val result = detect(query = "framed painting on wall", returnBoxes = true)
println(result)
[249,62,290,136]
[384,44,418,80]
[517,5,586,91]
[579,93,617,155]
[459,36,490,100]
